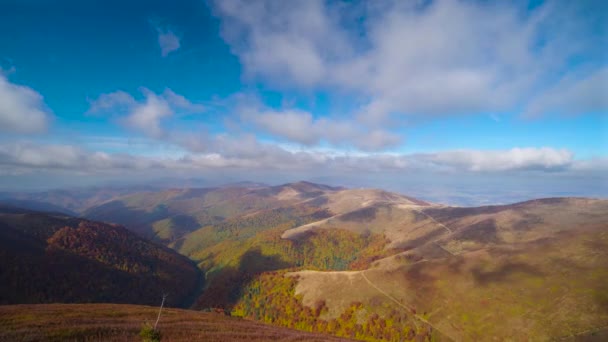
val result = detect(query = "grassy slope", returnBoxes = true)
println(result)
[158,191,608,341]
[285,198,608,340]
[83,184,332,242]
[0,304,351,342]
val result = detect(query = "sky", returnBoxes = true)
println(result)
[0,0,606,205]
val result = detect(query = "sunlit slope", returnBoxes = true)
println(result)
[283,198,608,340]
[58,184,608,340]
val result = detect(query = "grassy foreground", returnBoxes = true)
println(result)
[0,303,351,341]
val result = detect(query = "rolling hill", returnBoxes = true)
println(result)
[0,187,154,213]
[156,184,607,341]
[273,197,608,340]
[0,206,201,307]
[1,182,607,341]
[82,181,347,242]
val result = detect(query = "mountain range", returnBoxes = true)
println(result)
[1,181,607,341]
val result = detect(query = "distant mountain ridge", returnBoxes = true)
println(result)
[79,181,430,243]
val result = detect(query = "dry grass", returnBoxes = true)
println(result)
[281,199,608,341]
[284,227,608,340]
[0,303,352,341]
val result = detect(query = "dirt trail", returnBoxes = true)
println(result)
[412,208,453,233]
[360,271,455,341]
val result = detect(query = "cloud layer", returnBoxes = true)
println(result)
[0,140,586,177]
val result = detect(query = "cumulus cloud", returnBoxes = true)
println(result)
[125,92,173,138]
[213,0,604,124]
[215,0,349,86]
[89,88,205,138]
[240,103,401,151]
[157,28,180,57]
[0,74,51,133]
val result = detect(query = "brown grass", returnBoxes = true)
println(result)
[0,303,351,341]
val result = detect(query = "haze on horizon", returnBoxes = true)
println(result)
[0,0,606,205]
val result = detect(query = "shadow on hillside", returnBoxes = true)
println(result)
[194,247,292,310]
[85,201,200,241]
[340,206,378,222]
[394,227,446,252]
[455,219,501,244]
[169,214,200,231]
[471,262,544,286]
[0,200,78,216]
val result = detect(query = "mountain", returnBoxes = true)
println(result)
[171,185,607,340]
[2,182,607,340]
[0,199,78,216]
[276,197,608,340]
[82,181,349,243]
[0,186,156,213]
[0,206,201,307]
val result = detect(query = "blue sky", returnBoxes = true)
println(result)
[0,0,606,204]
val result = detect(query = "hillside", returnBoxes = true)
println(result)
[0,206,201,307]
[0,187,153,213]
[0,303,350,341]
[157,187,607,340]
[83,181,348,242]
[275,197,608,340]
[2,183,607,340]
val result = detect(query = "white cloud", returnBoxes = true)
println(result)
[213,0,604,124]
[0,74,51,133]
[420,147,574,172]
[247,108,320,145]
[89,88,205,138]
[0,142,160,172]
[357,130,402,151]
[87,90,135,113]
[125,92,173,138]
[157,28,180,57]
[1,141,602,203]
[162,89,205,112]
[240,103,401,151]
[215,0,348,86]
[0,140,586,178]
[524,68,608,117]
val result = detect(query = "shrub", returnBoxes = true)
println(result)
[139,322,161,342]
